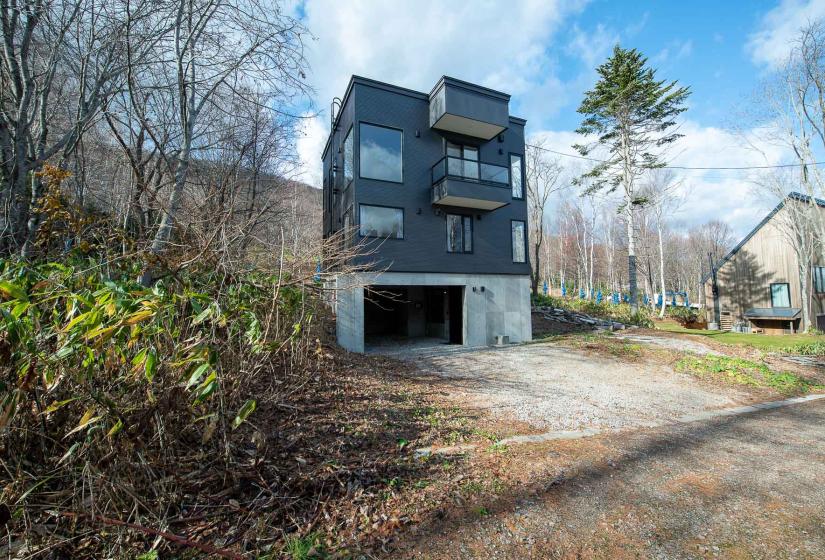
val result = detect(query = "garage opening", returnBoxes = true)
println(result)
[364,285,464,348]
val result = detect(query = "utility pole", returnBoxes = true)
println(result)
[708,252,720,326]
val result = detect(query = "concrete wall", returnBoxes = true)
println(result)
[335,271,531,353]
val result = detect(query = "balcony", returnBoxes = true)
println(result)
[430,156,511,211]
[429,77,510,140]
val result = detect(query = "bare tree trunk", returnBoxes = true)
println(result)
[658,222,667,319]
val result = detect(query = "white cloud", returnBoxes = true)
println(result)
[566,23,618,68]
[746,0,825,68]
[295,111,327,187]
[528,121,791,237]
[292,0,589,185]
[653,39,693,64]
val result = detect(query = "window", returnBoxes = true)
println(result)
[510,154,523,199]
[343,127,353,184]
[447,214,472,253]
[815,266,825,294]
[512,220,526,263]
[359,205,403,239]
[770,283,790,308]
[359,123,402,182]
[446,142,479,179]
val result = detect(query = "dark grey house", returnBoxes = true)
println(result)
[322,75,532,352]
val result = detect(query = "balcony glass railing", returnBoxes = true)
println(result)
[431,156,510,187]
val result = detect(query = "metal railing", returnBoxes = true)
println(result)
[431,156,510,187]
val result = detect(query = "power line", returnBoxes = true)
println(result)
[525,143,825,171]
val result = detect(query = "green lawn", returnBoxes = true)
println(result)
[654,320,824,352]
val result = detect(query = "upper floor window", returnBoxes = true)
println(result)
[512,220,526,263]
[447,142,479,179]
[510,154,523,199]
[447,214,472,253]
[359,204,404,239]
[360,123,402,183]
[770,283,790,307]
[815,266,825,294]
[343,127,353,184]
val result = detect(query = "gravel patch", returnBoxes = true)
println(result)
[397,398,825,559]
[387,342,747,431]
[613,333,725,355]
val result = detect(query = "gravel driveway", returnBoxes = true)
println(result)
[398,398,825,559]
[387,342,748,432]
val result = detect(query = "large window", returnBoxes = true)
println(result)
[343,127,353,184]
[447,214,472,253]
[510,154,523,199]
[359,123,402,182]
[512,220,526,263]
[815,266,825,294]
[359,204,403,239]
[447,142,479,179]
[770,283,790,308]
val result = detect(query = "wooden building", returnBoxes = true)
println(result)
[702,193,825,334]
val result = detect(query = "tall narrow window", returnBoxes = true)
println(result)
[447,214,472,253]
[360,123,402,182]
[814,266,825,294]
[512,220,526,263]
[359,205,403,239]
[510,154,523,199]
[343,128,353,184]
[770,283,790,307]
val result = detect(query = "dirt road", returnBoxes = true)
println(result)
[398,398,825,559]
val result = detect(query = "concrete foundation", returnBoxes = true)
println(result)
[334,272,532,353]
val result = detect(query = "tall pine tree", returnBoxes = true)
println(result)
[574,45,690,311]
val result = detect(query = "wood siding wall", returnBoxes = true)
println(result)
[703,203,825,328]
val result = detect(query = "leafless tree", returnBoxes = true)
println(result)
[119,0,311,283]
[640,170,683,317]
[0,0,166,255]
[525,142,565,294]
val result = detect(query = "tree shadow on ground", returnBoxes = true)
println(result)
[391,399,825,557]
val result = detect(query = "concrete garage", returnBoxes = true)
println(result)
[364,286,464,346]
[334,272,532,353]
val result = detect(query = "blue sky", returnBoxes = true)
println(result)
[291,0,825,236]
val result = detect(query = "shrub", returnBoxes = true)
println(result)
[0,256,325,556]
[667,305,701,325]
[780,340,825,356]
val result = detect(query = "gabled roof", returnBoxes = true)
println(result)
[701,192,825,284]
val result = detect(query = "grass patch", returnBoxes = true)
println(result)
[283,532,327,559]
[675,355,823,395]
[656,321,825,352]
[557,332,646,360]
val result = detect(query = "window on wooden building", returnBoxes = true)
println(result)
[770,283,790,308]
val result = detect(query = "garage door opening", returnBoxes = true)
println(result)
[364,285,464,348]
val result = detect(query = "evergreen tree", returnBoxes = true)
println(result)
[574,45,690,311]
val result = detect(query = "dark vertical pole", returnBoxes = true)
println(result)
[708,252,720,326]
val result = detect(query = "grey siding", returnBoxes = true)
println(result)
[323,76,530,276]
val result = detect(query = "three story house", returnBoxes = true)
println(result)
[322,75,532,352]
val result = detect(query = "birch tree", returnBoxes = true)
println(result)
[574,45,690,311]
[525,142,564,294]
[640,169,682,318]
